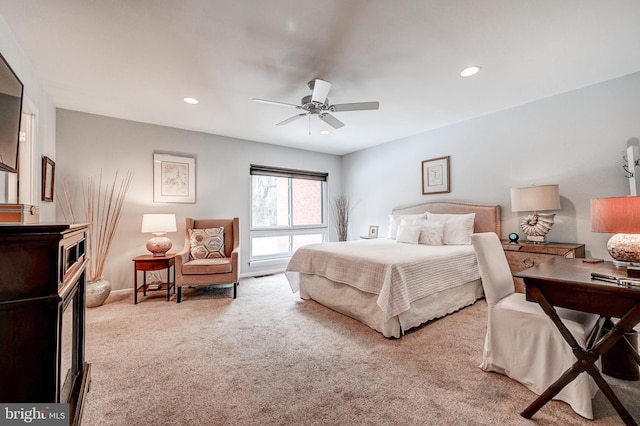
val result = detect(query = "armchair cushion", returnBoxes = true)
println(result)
[189,227,225,259]
[182,258,233,275]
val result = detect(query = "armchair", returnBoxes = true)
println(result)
[175,217,240,302]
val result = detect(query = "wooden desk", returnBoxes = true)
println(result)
[132,254,176,304]
[516,258,640,426]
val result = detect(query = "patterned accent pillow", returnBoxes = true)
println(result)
[189,227,225,259]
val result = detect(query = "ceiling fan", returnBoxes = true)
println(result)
[252,79,379,130]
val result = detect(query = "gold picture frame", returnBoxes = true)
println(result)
[42,156,55,202]
[422,156,450,195]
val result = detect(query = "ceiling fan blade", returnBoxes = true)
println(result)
[331,101,380,112]
[311,79,331,104]
[319,113,345,129]
[252,98,300,109]
[276,114,306,126]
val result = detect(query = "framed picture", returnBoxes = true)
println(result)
[153,153,196,203]
[41,156,55,202]
[368,225,379,239]
[422,156,450,195]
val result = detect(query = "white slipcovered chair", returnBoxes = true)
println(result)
[471,232,600,419]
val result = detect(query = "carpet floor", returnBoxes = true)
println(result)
[82,274,640,425]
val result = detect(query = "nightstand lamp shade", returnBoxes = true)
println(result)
[591,196,640,266]
[141,214,177,257]
[511,184,561,244]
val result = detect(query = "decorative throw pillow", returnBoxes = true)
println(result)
[189,227,225,259]
[418,222,444,245]
[388,213,427,239]
[426,212,475,245]
[396,225,421,244]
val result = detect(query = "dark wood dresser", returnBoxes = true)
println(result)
[0,223,91,425]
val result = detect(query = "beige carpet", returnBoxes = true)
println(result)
[83,274,640,425]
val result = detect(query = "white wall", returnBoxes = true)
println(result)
[0,16,57,220]
[56,109,343,291]
[343,72,640,260]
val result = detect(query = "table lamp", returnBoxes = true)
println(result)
[591,196,640,268]
[510,184,561,244]
[141,214,177,256]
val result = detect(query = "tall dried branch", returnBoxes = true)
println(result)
[331,195,351,242]
[84,170,133,282]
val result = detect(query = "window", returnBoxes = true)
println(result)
[250,165,328,262]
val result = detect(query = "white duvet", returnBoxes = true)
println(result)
[285,238,480,321]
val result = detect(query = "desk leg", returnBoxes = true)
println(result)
[523,285,640,425]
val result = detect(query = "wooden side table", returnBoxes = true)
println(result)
[502,241,585,293]
[132,254,176,304]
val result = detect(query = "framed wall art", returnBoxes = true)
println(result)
[153,153,196,203]
[422,156,450,195]
[41,156,55,202]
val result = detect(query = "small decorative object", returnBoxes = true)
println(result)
[591,196,640,268]
[41,156,55,202]
[510,184,560,244]
[368,225,379,239]
[153,153,196,203]
[508,232,519,244]
[422,156,450,195]
[331,195,351,241]
[141,214,177,256]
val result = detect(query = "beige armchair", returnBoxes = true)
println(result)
[175,218,240,302]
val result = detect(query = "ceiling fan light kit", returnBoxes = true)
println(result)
[253,78,379,131]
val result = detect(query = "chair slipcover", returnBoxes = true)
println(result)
[471,232,600,419]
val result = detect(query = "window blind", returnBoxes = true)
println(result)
[250,164,328,182]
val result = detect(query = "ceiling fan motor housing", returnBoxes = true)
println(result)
[301,95,329,113]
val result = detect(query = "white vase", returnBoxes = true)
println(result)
[86,278,112,308]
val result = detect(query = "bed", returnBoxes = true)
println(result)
[285,201,501,338]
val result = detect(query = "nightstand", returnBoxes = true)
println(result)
[133,254,176,304]
[501,241,585,293]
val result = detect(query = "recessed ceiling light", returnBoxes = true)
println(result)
[320,130,331,135]
[460,66,481,77]
[183,97,199,104]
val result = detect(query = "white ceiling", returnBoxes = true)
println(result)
[1,1,640,155]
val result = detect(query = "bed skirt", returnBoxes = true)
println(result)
[290,272,484,338]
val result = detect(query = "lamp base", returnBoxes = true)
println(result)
[146,233,172,257]
[520,213,555,245]
[607,233,640,265]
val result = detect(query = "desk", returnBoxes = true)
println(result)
[133,254,176,304]
[515,257,640,425]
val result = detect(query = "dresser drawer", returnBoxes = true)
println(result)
[502,241,585,293]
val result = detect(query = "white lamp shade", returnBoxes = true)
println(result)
[510,185,561,212]
[141,214,177,233]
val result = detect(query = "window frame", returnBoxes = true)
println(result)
[249,165,328,262]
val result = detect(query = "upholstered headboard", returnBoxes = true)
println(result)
[391,201,501,236]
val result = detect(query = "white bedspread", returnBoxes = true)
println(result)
[285,238,480,321]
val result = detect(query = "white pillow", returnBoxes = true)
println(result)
[388,213,427,239]
[425,212,475,245]
[396,225,421,244]
[418,222,444,245]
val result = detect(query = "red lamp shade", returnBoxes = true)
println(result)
[591,196,640,234]
[591,196,640,265]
